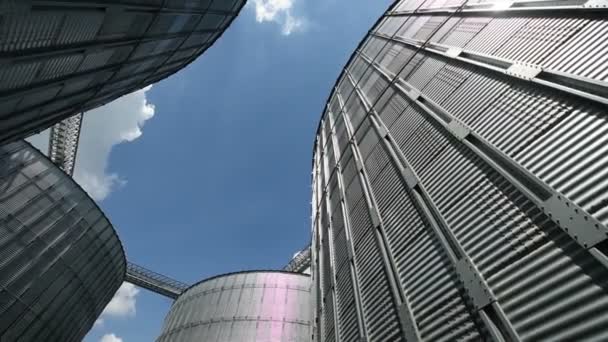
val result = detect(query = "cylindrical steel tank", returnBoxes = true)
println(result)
[157,271,312,342]
[0,141,125,341]
[0,0,246,144]
[311,0,608,341]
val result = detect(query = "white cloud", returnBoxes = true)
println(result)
[251,0,306,35]
[26,87,155,201]
[100,333,123,342]
[74,86,154,201]
[93,319,104,329]
[101,282,139,317]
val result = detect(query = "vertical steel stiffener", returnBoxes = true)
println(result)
[311,0,608,341]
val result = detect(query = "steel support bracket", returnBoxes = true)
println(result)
[542,194,608,248]
[399,166,418,189]
[369,208,381,228]
[347,242,355,262]
[506,63,543,80]
[447,120,470,140]
[355,155,365,172]
[455,258,496,310]
[446,47,463,58]
[584,0,608,7]
[398,302,421,342]
[407,88,421,101]
[374,119,389,138]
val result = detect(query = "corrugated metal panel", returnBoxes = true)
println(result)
[38,55,83,81]
[464,17,531,55]
[57,13,105,45]
[405,54,447,91]
[0,62,41,91]
[334,263,358,341]
[384,43,418,76]
[468,83,573,156]
[397,16,433,40]
[389,104,450,180]
[439,16,492,48]
[352,223,404,342]
[494,17,589,65]
[157,271,311,342]
[0,12,63,52]
[544,19,608,82]
[514,103,608,226]
[414,16,451,41]
[421,63,474,105]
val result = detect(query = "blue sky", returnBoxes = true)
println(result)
[65,1,392,341]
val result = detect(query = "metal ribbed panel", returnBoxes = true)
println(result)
[405,54,447,91]
[57,13,105,45]
[376,92,409,129]
[464,17,531,55]
[397,16,433,40]
[157,271,311,342]
[0,0,246,144]
[0,12,63,52]
[0,141,125,342]
[494,17,589,65]
[439,17,492,47]
[323,293,336,342]
[463,83,572,156]
[514,103,608,225]
[389,104,450,180]
[384,44,418,76]
[440,68,510,124]
[353,229,404,342]
[544,19,608,82]
[38,55,83,81]
[421,63,474,104]
[334,264,359,341]
[0,62,40,91]
[413,16,450,41]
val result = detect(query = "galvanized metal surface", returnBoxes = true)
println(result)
[0,0,246,144]
[156,271,312,342]
[312,0,608,341]
[0,140,125,342]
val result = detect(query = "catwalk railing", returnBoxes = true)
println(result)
[284,246,312,273]
[125,262,189,300]
[48,113,83,176]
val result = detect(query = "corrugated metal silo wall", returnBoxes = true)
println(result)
[0,141,126,341]
[0,0,246,144]
[157,271,312,342]
[310,0,608,341]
